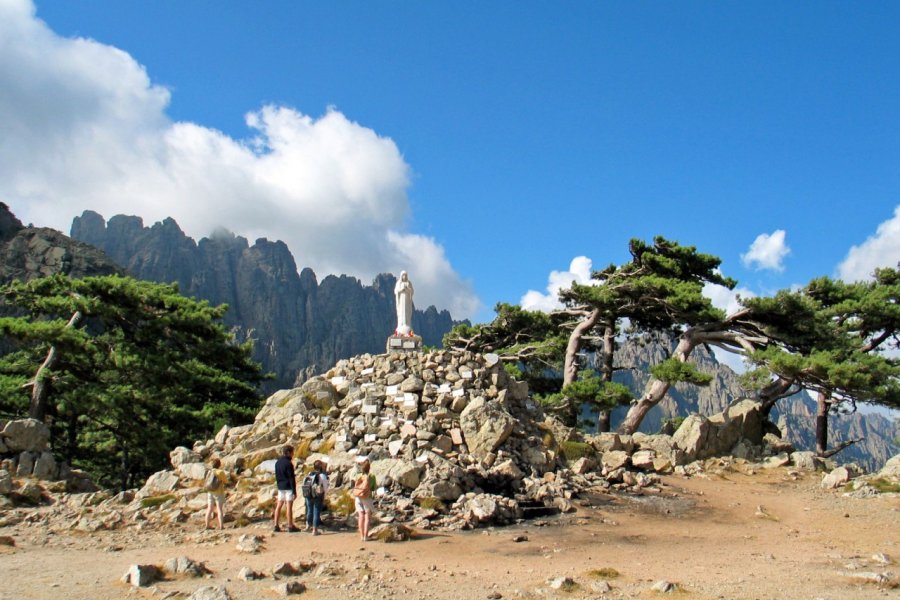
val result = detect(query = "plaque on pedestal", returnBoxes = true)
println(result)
[386,333,423,353]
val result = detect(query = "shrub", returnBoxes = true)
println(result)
[317,435,336,455]
[561,440,593,461]
[140,494,176,509]
[327,489,356,516]
[868,478,900,494]
[417,496,446,512]
[294,438,313,461]
[588,567,620,579]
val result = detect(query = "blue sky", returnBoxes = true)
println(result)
[1,0,898,327]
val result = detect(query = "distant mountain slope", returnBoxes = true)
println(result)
[584,334,898,472]
[70,210,459,392]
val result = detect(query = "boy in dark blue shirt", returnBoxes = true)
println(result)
[273,445,299,532]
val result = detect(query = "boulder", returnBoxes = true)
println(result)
[465,495,499,523]
[877,454,900,481]
[601,450,630,471]
[137,470,180,498]
[414,477,463,502]
[673,415,714,462]
[270,581,305,596]
[188,586,232,600]
[630,450,656,471]
[790,451,823,471]
[570,456,596,475]
[822,466,852,489]
[15,451,35,477]
[2,419,50,453]
[177,462,209,481]
[0,470,11,495]
[300,378,340,410]
[31,451,58,480]
[165,556,210,577]
[121,564,162,587]
[459,397,515,458]
[170,446,199,468]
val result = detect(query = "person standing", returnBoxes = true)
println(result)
[351,458,377,541]
[204,457,227,530]
[273,445,299,533]
[303,459,329,535]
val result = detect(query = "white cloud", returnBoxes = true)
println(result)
[520,256,594,312]
[740,230,790,272]
[702,282,755,317]
[0,0,479,318]
[837,205,900,282]
[701,282,756,372]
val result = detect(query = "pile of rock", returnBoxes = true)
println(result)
[132,349,599,530]
[127,350,830,531]
[0,417,96,510]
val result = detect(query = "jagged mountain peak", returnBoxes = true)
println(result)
[69,211,461,392]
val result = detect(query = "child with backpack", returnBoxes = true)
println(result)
[302,459,329,535]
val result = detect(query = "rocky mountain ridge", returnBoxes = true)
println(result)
[0,203,120,283]
[70,210,459,392]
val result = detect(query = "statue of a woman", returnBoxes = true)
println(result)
[394,271,414,336]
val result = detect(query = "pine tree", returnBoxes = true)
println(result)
[0,274,266,488]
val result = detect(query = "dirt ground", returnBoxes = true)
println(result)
[1,466,898,600]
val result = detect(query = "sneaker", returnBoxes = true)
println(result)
[273,526,280,533]
[287,526,301,533]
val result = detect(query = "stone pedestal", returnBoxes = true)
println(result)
[386,334,423,353]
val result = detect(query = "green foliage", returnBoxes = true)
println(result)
[417,496,446,511]
[445,303,567,394]
[561,236,734,331]
[867,478,900,494]
[659,416,685,433]
[563,371,632,411]
[743,270,900,411]
[326,489,356,516]
[560,440,593,461]
[0,274,266,489]
[650,358,713,386]
[140,494,176,509]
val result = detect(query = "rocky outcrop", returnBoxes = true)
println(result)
[0,418,98,507]
[0,203,120,284]
[70,211,460,392]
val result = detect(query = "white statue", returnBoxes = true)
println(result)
[394,271,414,336]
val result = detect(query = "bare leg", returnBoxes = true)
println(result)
[205,500,214,529]
[286,500,295,529]
[361,510,371,540]
[274,499,283,530]
[217,501,225,530]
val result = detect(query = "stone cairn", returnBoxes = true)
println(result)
[2,348,898,532]
[0,418,96,512]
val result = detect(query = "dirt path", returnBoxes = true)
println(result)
[1,467,897,599]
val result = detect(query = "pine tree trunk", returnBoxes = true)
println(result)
[597,411,611,432]
[759,376,795,420]
[618,329,701,434]
[596,325,616,433]
[29,310,82,421]
[563,308,601,387]
[815,391,831,456]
